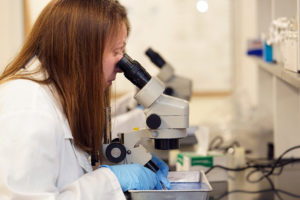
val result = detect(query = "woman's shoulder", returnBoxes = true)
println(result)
[0,78,40,90]
[0,79,45,99]
[0,79,59,115]
[0,79,41,98]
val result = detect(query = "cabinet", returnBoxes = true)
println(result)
[236,0,300,158]
[230,1,300,199]
[255,0,300,158]
[233,0,300,158]
[255,58,300,158]
[253,0,300,158]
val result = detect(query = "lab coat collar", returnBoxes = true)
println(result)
[73,145,93,172]
[63,118,73,139]
[22,56,49,80]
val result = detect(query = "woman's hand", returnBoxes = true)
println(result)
[101,164,162,191]
[151,153,171,189]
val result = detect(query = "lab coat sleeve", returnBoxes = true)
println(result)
[59,168,124,200]
[0,110,125,200]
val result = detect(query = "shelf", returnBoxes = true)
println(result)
[253,57,300,89]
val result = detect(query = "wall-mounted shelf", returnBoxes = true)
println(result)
[254,58,300,88]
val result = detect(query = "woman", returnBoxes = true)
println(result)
[0,0,169,199]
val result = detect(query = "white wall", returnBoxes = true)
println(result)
[26,0,50,27]
[118,0,233,94]
[0,1,24,73]
[232,0,258,108]
[3,0,233,95]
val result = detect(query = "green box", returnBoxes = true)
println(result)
[176,152,227,182]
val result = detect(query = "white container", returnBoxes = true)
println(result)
[281,32,299,72]
[273,43,284,64]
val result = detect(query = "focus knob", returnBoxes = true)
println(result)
[164,87,174,96]
[146,114,161,129]
[105,142,126,163]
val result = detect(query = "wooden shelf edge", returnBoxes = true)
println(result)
[252,57,300,89]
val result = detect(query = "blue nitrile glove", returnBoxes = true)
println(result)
[151,153,171,189]
[137,104,144,110]
[101,164,162,191]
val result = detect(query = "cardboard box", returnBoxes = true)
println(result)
[176,152,228,182]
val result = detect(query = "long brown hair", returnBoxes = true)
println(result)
[0,0,129,162]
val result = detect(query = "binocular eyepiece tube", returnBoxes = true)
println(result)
[117,53,151,89]
[145,48,166,68]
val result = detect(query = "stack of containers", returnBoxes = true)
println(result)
[265,17,299,72]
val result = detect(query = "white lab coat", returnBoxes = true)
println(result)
[0,58,126,200]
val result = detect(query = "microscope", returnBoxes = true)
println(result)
[145,48,193,101]
[104,54,189,171]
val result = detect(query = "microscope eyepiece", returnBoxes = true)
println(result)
[117,53,151,89]
[145,48,166,68]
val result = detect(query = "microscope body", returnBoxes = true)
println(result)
[105,77,189,166]
[104,54,189,169]
[134,76,189,147]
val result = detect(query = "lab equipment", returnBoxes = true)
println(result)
[247,39,263,57]
[145,48,193,101]
[101,164,162,191]
[263,41,273,63]
[104,53,189,173]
